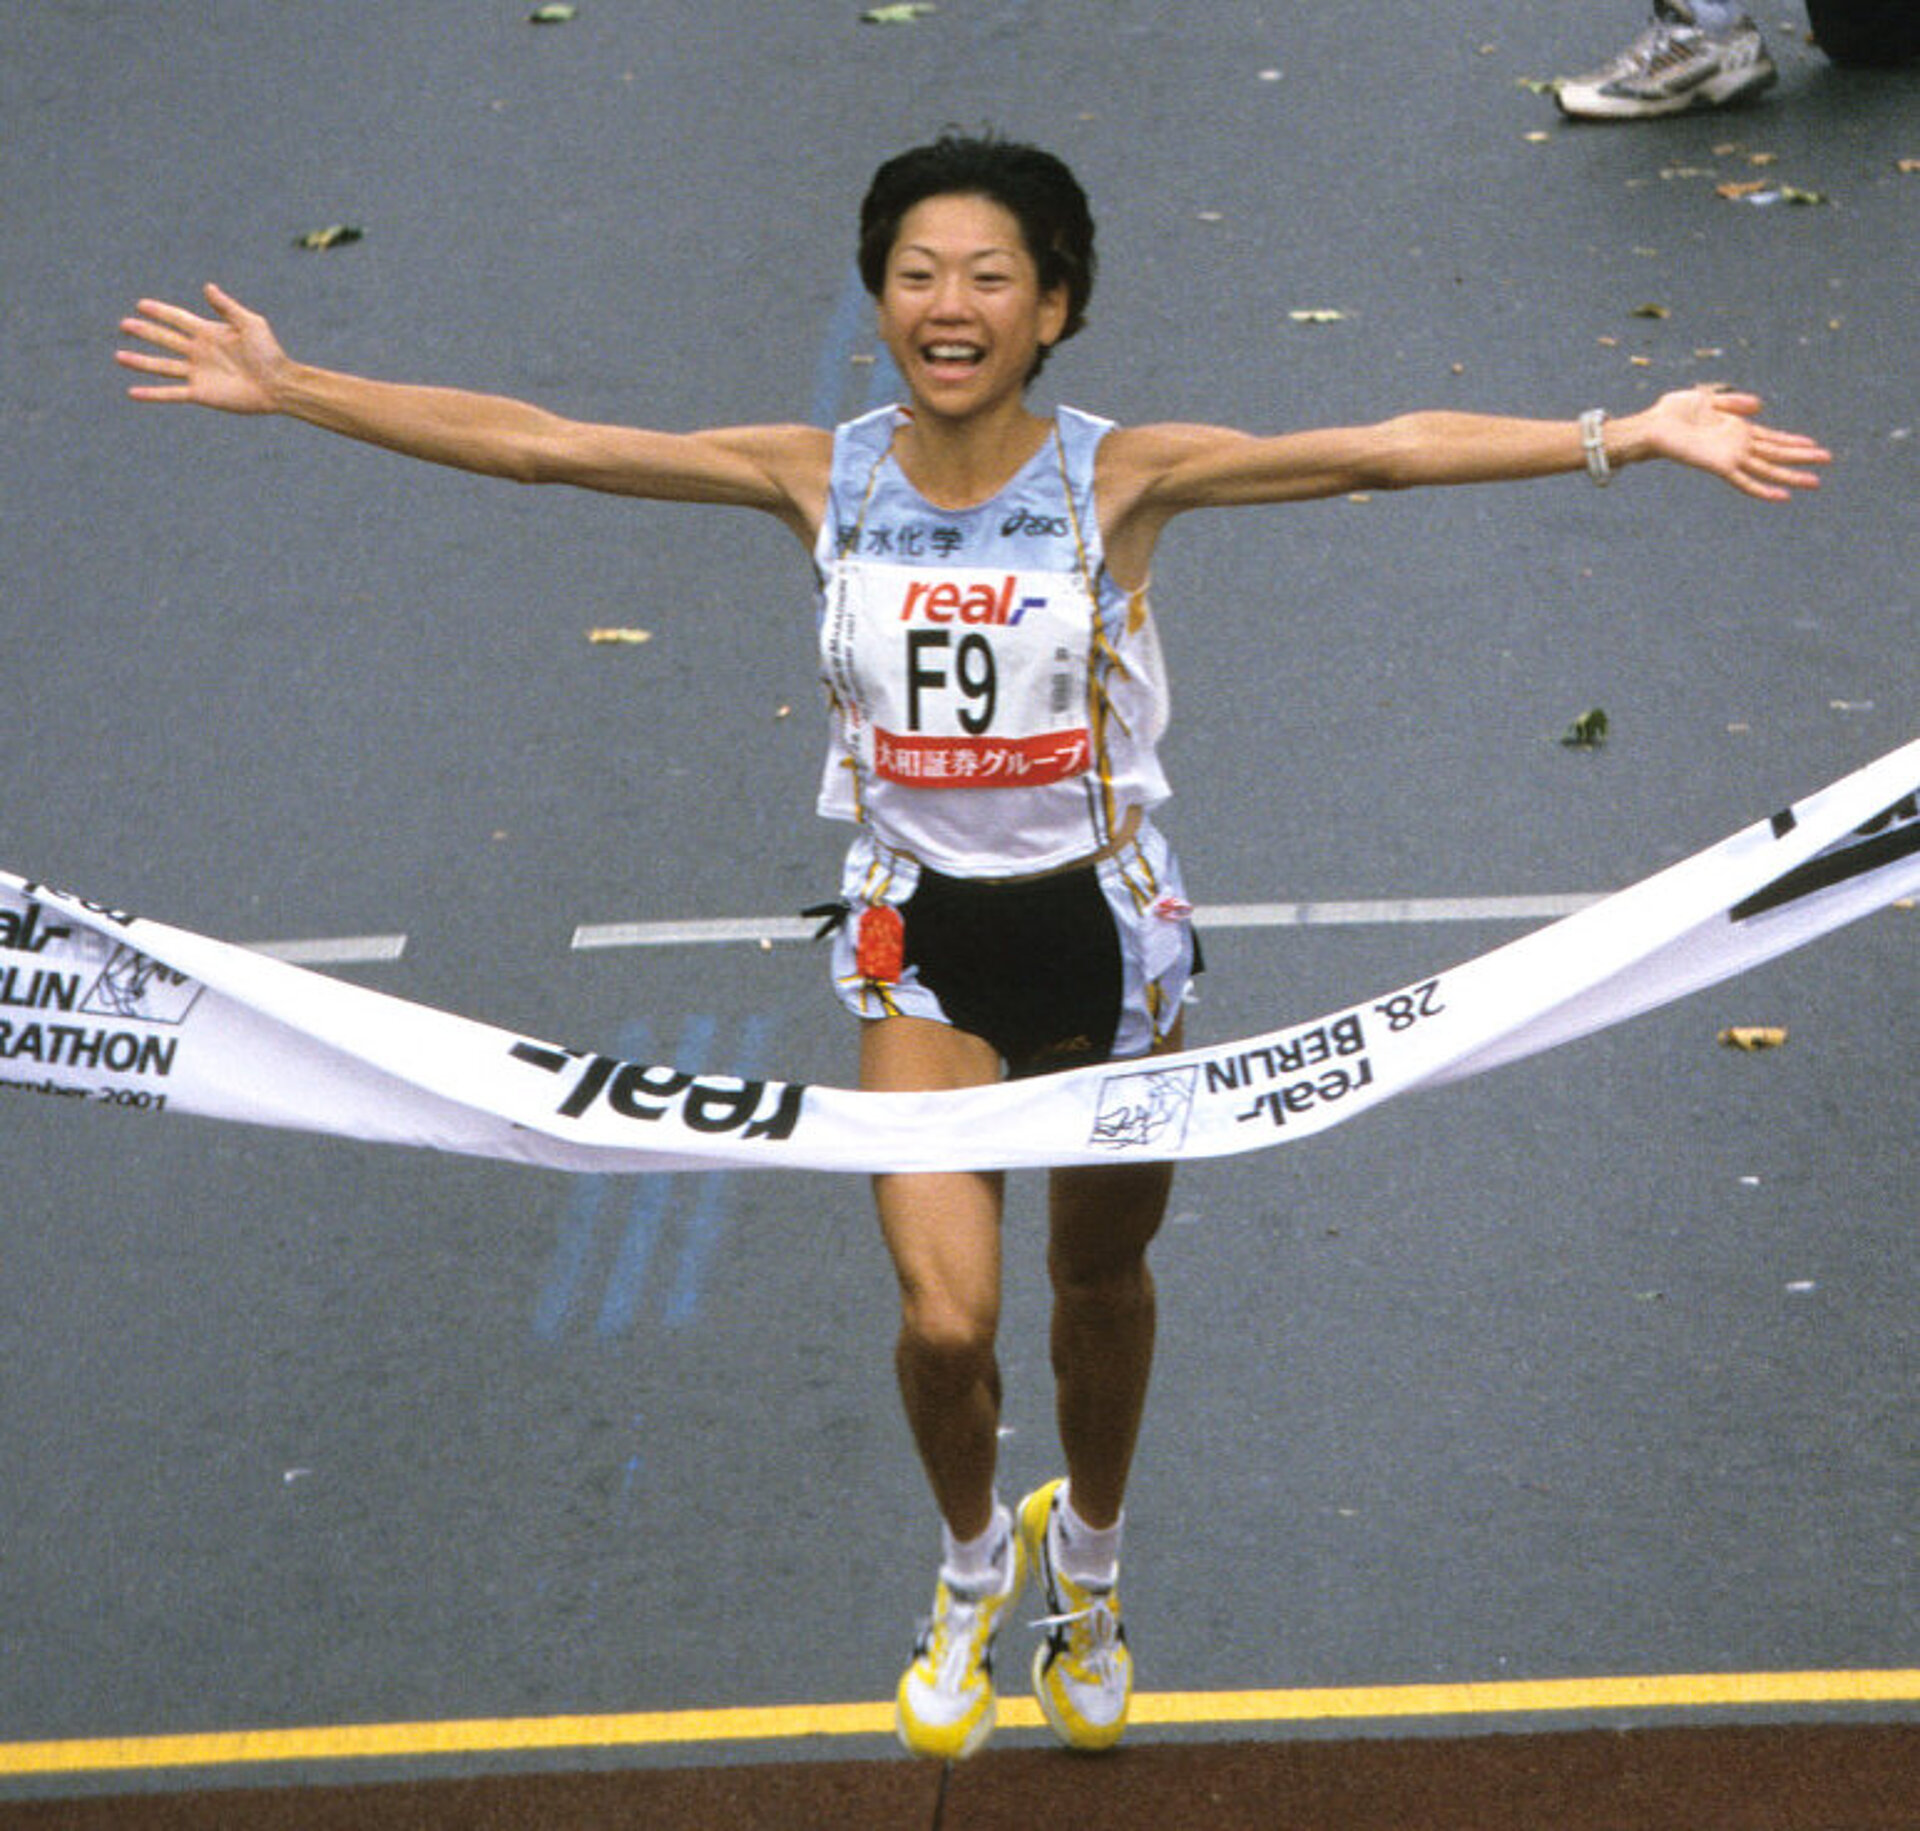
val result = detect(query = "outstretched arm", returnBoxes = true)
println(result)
[1098,385,1830,580]
[116,284,828,540]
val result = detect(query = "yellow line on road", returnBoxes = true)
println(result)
[3,1670,1914,1778]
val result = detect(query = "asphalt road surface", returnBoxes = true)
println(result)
[2,0,1913,1806]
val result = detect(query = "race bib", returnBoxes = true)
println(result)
[824,561,1095,790]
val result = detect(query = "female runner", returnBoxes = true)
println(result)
[117,132,1828,1762]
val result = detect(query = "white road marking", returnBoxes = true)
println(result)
[569,894,1604,952]
[249,934,410,966]
[575,915,818,950]
[229,896,1606,966]
[1202,894,1602,928]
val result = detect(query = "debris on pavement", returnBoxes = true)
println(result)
[1560,708,1609,749]
[1718,1026,1788,1051]
[293,225,362,250]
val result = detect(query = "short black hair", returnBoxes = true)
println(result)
[858,133,1096,377]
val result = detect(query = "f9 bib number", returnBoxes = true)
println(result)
[906,630,996,734]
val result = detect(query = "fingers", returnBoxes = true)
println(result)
[117,361,193,402]
[119,285,254,350]
[1754,459,1826,494]
[118,315,189,360]
[1759,440,1831,469]
[1696,389,1831,498]
[1751,428,1832,470]
[114,347,185,379]
[118,300,214,377]
[1701,391,1831,459]
[117,285,244,397]
[1732,437,1828,501]
[117,297,206,400]
[126,295,210,337]
[203,280,252,324]
[114,311,187,399]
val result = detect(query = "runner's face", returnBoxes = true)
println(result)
[876,193,1069,418]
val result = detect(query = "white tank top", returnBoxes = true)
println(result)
[813,405,1171,876]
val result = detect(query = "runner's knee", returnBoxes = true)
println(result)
[896,1279,999,1374]
[1046,1247,1153,1316]
[890,1266,998,1366]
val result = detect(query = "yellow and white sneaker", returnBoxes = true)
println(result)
[1019,1480,1133,1752]
[894,1523,1028,1761]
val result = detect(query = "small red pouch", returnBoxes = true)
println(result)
[855,904,906,983]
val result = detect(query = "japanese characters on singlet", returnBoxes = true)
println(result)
[813,405,1171,875]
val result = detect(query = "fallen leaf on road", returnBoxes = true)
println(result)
[1718,181,1828,205]
[1560,708,1609,748]
[588,627,652,645]
[1718,1026,1787,1051]
[861,2,934,20]
[1288,309,1346,323]
[293,225,362,250]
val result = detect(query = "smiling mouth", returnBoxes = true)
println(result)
[922,342,985,368]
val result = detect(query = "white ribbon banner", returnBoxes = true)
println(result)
[3,739,1916,1175]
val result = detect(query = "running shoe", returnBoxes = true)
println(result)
[894,1525,1027,1761]
[1556,4,1777,119]
[1019,1479,1133,1752]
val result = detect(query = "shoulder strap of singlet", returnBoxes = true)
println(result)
[1049,406,1114,604]
[828,406,900,561]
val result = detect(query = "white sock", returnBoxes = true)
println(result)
[942,1501,1012,1590]
[1665,0,1751,34]
[1054,1485,1123,1588]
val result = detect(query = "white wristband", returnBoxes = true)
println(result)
[1580,408,1611,486]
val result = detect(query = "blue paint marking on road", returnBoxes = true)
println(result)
[532,1173,605,1342]
[594,1176,672,1339]
[662,1172,730,1331]
[865,347,904,414]
[533,1021,652,1341]
[594,1014,717,1339]
[662,1014,774,1329]
[535,1013,774,1340]
[615,1413,646,1517]
[810,266,871,429]
[809,264,902,428]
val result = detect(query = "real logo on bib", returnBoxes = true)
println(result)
[898,576,1044,626]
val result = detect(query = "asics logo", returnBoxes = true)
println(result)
[1000,509,1069,539]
